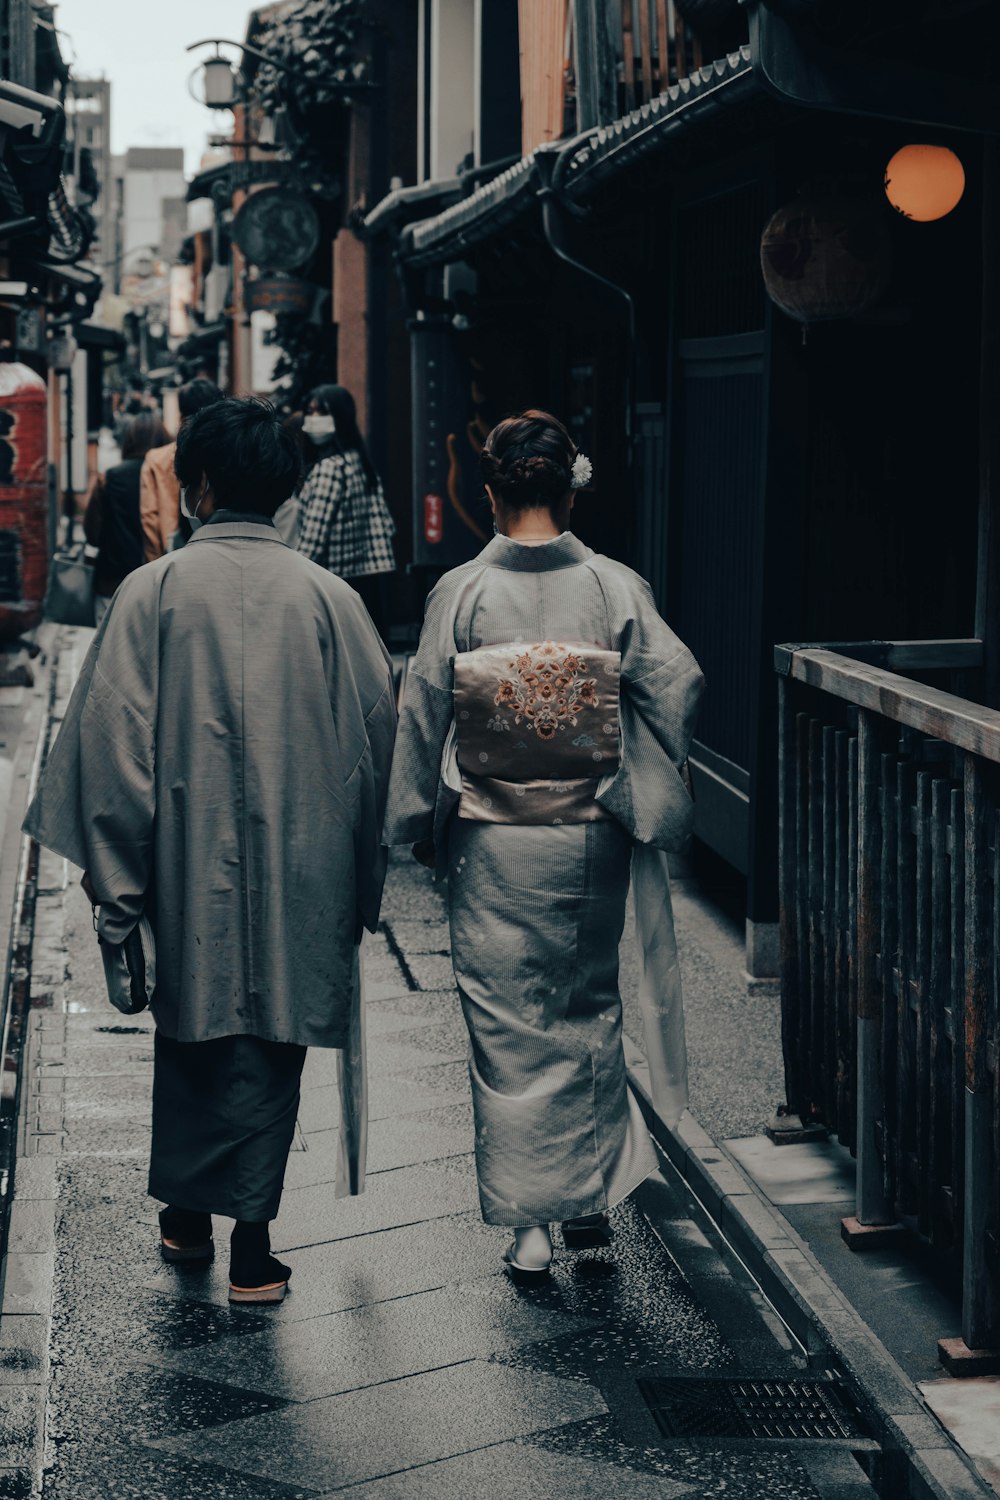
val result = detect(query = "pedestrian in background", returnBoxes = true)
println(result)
[84,412,169,626]
[25,398,396,1304]
[112,388,145,447]
[271,411,311,548]
[297,384,396,639]
[140,378,223,560]
[385,409,703,1278]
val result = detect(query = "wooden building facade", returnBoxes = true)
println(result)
[364,0,998,987]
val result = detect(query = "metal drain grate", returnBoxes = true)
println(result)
[637,1377,864,1441]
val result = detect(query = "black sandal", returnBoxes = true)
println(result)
[159,1206,214,1263]
[561,1213,613,1249]
[228,1252,292,1304]
[229,1222,292,1304]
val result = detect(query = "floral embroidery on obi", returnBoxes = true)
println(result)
[452,643,622,823]
[494,644,599,742]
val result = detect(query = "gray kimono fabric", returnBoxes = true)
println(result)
[24,521,396,1051]
[385,531,704,1224]
[385,531,703,856]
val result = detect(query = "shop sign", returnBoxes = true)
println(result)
[245,276,313,317]
[424,493,444,544]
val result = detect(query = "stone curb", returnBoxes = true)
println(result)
[0,629,62,1498]
[623,1039,993,1500]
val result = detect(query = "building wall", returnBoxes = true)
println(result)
[67,79,116,287]
[121,148,186,265]
[427,0,476,179]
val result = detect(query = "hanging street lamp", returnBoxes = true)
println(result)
[884,144,965,223]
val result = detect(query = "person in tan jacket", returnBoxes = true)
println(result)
[140,379,222,561]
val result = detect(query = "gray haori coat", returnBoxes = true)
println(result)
[24,520,397,1051]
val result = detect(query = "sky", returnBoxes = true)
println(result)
[53,0,255,173]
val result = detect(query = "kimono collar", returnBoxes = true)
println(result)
[479,531,592,573]
[207,508,275,528]
[189,516,283,545]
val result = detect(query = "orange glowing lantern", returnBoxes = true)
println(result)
[884,145,965,222]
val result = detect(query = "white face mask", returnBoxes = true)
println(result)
[180,484,206,528]
[303,413,335,440]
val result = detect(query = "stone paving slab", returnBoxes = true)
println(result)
[271,1158,480,1252]
[327,1441,700,1499]
[283,1104,473,1187]
[144,1211,510,1322]
[151,1361,609,1491]
[157,1275,602,1401]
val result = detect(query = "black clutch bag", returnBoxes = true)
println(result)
[97,914,156,1016]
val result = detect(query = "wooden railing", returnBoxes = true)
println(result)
[776,638,1000,1362]
[519,1,731,155]
[617,0,705,109]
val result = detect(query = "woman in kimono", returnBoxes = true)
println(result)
[25,398,396,1303]
[385,410,703,1277]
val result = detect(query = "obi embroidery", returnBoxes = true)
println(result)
[453,641,621,824]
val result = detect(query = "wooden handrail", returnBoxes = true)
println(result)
[774,638,983,674]
[778,642,1000,763]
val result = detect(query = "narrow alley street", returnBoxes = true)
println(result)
[0,631,886,1500]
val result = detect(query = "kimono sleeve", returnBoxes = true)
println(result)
[596,572,704,850]
[383,579,457,846]
[23,574,158,944]
[335,591,397,935]
[619,581,704,768]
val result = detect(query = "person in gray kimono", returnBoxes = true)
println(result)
[24,398,396,1303]
[385,410,703,1278]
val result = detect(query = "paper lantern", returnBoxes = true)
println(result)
[760,195,891,325]
[884,145,964,223]
[0,363,49,639]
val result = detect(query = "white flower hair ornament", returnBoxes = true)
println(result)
[570,452,593,490]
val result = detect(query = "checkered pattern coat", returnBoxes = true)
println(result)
[297,450,396,579]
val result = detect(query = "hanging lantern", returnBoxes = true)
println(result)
[202,55,238,110]
[884,144,964,223]
[760,195,891,326]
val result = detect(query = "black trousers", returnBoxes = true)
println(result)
[149,1032,307,1222]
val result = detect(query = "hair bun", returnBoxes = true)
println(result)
[481,408,576,514]
[504,454,565,490]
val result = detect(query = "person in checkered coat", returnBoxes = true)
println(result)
[297,384,396,636]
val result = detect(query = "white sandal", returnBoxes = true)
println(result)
[503,1225,553,1278]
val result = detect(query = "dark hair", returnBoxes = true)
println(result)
[309,384,378,492]
[174,397,302,517]
[481,409,577,512]
[179,377,223,419]
[121,412,170,461]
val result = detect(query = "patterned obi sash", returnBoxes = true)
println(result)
[453,641,622,825]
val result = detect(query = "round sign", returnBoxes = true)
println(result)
[232,189,321,271]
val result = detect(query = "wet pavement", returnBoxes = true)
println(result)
[0,842,883,1498]
[0,628,884,1497]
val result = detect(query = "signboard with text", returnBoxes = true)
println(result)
[409,319,489,570]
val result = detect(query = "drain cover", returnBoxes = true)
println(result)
[638,1377,864,1441]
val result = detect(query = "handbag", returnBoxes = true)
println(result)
[44,540,96,627]
[97,914,157,1016]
